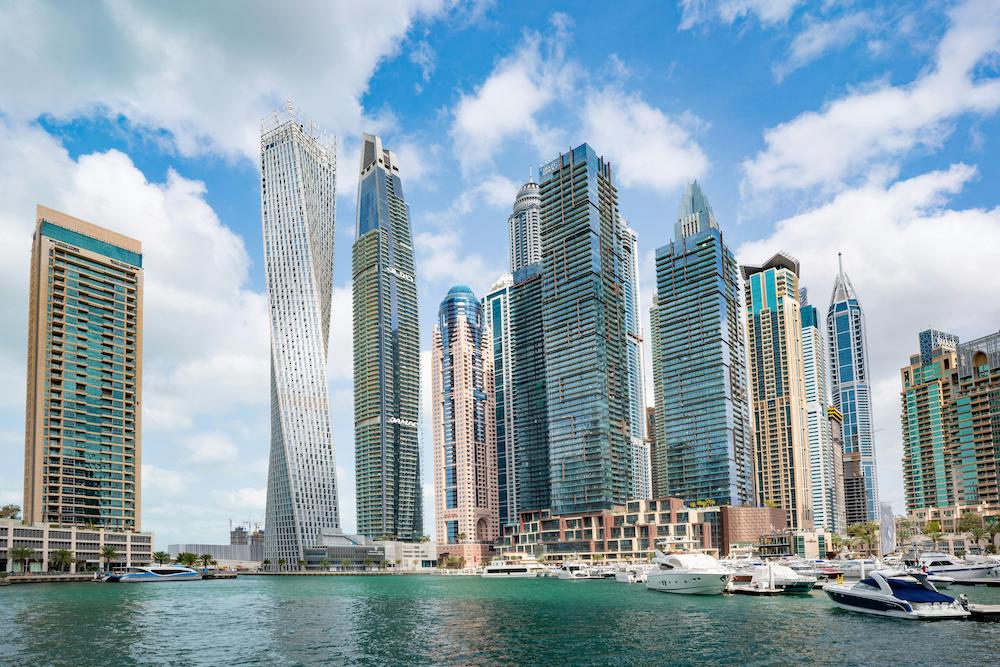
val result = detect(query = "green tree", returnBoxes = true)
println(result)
[363,558,374,570]
[340,559,352,571]
[986,520,1000,554]
[277,558,286,571]
[970,526,989,553]
[152,551,171,565]
[49,548,74,573]
[320,559,330,571]
[100,546,119,571]
[0,504,20,519]
[10,546,36,574]
[958,511,983,534]
[847,522,879,555]
[924,519,941,534]
[297,559,305,571]
[457,532,467,542]
[896,519,914,546]
[262,558,271,571]
[177,552,199,568]
[927,530,943,550]
[417,535,430,543]
[199,554,214,570]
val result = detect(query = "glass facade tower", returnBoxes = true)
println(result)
[826,257,879,521]
[353,133,422,540]
[538,144,631,515]
[508,180,541,273]
[483,274,516,525]
[650,182,753,507]
[622,223,650,500]
[743,252,813,530]
[262,104,340,565]
[24,206,143,530]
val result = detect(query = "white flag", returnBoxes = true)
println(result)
[880,502,896,556]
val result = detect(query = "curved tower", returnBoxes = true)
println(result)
[353,133,422,540]
[262,103,340,566]
[508,180,541,273]
[827,255,879,522]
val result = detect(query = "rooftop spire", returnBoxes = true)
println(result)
[675,180,718,240]
[830,252,858,304]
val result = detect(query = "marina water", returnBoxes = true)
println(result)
[3,576,999,665]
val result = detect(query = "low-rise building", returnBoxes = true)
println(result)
[375,541,439,571]
[1,519,152,573]
[167,543,262,570]
[756,529,831,559]
[302,530,384,571]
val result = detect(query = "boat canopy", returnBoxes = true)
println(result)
[860,577,954,604]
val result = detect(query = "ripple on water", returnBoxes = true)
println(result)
[2,577,999,666]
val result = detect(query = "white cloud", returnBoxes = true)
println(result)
[678,0,802,29]
[743,0,1000,193]
[450,14,577,169]
[182,433,239,464]
[328,283,354,381]
[737,163,1000,511]
[142,464,188,497]
[774,11,872,81]
[0,0,449,159]
[222,487,267,513]
[414,228,504,298]
[582,88,709,193]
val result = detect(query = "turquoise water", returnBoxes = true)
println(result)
[2,576,999,666]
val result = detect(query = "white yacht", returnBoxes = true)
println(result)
[558,561,605,580]
[823,570,969,620]
[613,563,653,584]
[910,552,997,581]
[481,556,547,578]
[103,565,201,582]
[645,551,733,595]
[747,563,817,594]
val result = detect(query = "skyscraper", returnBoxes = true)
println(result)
[483,274,516,525]
[539,144,631,515]
[826,256,879,521]
[801,300,841,532]
[508,179,541,273]
[950,331,1000,507]
[432,286,498,566]
[353,133,422,541]
[900,334,957,512]
[24,206,143,530]
[621,222,650,500]
[262,104,340,565]
[650,182,753,507]
[510,263,550,512]
[743,252,813,530]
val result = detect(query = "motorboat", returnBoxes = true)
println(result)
[558,562,605,580]
[481,555,547,578]
[908,552,998,581]
[103,565,201,582]
[749,563,816,594]
[645,551,733,595]
[823,570,969,620]
[614,564,653,584]
[837,559,879,580]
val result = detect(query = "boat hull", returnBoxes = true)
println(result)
[106,572,202,583]
[645,572,731,595]
[823,586,968,620]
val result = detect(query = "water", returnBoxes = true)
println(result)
[2,576,999,666]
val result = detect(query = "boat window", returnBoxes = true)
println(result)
[152,569,181,575]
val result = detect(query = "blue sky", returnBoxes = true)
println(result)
[1,0,999,548]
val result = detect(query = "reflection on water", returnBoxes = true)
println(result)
[1,576,999,666]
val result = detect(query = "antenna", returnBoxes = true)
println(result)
[838,252,843,275]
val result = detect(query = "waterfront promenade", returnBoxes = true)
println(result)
[2,575,999,665]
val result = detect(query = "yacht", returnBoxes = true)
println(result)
[558,561,605,580]
[909,552,998,581]
[748,563,817,594]
[823,570,969,620]
[613,563,653,584]
[103,565,201,582]
[481,556,547,578]
[645,551,733,595]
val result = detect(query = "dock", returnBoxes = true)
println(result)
[951,578,1000,587]
[4,573,97,584]
[967,604,1000,622]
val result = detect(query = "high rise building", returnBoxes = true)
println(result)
[900,334,957,512]
[483,274,516,525]
[801,301,841,532]
[262,104,340,565]
[950,331,1000,507]
[843,451,869,526]
[920,329,960,365]
[538,144,631,514]
[621,222,650,500]
[24,206,143,530]
[828,407,848,531]
[743,252,813,530]
[510,263,550,512]
[352,133,422,541]
[826,256,879,521]
[650,182,753,507]
[431,286,498,566]
[508,180,541,273]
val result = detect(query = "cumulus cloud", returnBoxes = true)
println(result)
[0,0,448,159]
[737,163,1000,510]
[743,0,1000,194]
[450,13,577,169]
[678,0,802,29]
[582,88,708,193]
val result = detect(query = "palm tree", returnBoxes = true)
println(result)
[958,511,983,534]
[100,545,119,571]
[177,552,199,568]
[0,503,20,519]
[49,548,74,573]
[970,526,988,554]
[262,558,271,571]
[297,559,305,571]
[363,558,374,571]
[830,534,846,556]
[10,546,36,574]
[340,559,352,571]
[152,551,171,565]
[847,522,879,555]
[277,558,286,572]
[986,520,1000,554]
[320,559,330,571]
[199,554,213,571]
[927,530,943,550]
